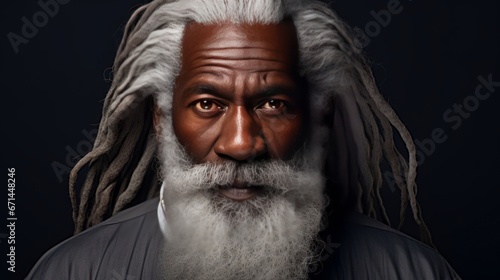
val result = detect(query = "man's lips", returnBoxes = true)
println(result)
[218,182,263,201]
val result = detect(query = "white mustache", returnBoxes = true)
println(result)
[166,159,323,196]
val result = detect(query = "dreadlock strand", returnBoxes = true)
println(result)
[70,132,120,230]
[115,5,149,65]
[113,133,158,214]
[372,99,410,228]
[74,164,101,233]
[114,1,170,73]
[363,90,400,226]
[416,203,434,247]
[83,124,131,224]
[394,151,410,230]
[372,98,410,229]
[89,117,142,226]
[351,61,433,243]
[351,86,383,219]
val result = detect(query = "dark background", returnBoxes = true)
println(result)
[1,0,499,279]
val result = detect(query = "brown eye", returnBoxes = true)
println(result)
[261,100,285,110]
[259,99,288,116]
[195,100,219,111]
[266,100,280,109]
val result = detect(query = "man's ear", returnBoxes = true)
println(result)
[152,105,162,137]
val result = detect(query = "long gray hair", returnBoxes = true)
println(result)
[69,0,432,245]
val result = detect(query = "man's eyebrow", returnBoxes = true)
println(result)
[256,85,297,98]
[183,84,220,97]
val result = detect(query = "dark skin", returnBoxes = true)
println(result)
[154,21,307,201]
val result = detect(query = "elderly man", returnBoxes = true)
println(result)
[28,0,461,279]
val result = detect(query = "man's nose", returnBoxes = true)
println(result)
[214,106,266,161]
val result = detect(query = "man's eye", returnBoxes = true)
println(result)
[261,100,286,111]
[194,100,220,111]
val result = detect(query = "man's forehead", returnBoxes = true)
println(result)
[180,21,300,64]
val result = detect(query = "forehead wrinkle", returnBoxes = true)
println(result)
[184,63,231,79]
[186,60,291,75]
[187,50,290,64]
[197,46,286,56]
[187,50,291,72]
[181,21,300,65]
[203,46,284,51]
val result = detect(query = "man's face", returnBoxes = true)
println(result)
[156,22,324,280]
[170,21,306,199]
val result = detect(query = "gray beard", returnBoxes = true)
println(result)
[156,122,326,280]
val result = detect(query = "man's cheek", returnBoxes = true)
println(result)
[262,117,301,157]
[178,128,222,163]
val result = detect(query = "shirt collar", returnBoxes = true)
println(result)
[157,182,172,240]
